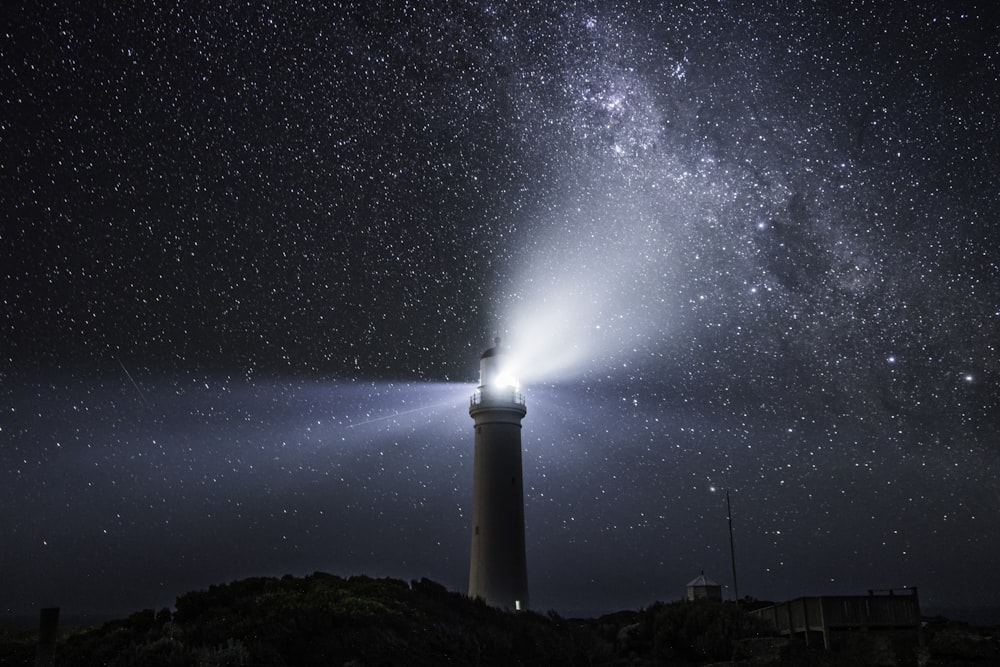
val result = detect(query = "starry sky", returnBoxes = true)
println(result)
[3,0,999,619]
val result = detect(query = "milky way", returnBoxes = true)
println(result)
[3,1,998,618]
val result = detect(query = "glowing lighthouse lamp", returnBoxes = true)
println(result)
[468,338,529,611]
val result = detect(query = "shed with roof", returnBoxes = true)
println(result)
[686,573,723,601]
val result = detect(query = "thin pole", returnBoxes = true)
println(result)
[727,489,739,601]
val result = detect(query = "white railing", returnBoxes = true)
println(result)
[470,388,525,407]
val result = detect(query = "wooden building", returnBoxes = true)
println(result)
[749,588,922,649]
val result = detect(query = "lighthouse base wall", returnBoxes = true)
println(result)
[468,414,529,611]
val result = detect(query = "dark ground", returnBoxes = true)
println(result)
[2,574,997,666]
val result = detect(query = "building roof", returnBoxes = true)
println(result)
[687,574,720,587]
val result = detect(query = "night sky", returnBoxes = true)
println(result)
[4,1,999,619]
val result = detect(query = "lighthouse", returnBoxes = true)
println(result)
[468,338,529,610]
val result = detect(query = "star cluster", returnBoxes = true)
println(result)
[2,1,998,618]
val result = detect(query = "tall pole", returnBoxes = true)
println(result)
[727,489,739,601]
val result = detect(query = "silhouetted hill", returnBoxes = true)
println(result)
[2,574,997,666]
[58,574,614,666]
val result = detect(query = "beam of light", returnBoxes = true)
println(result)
[498,183,680,385]
[292,380,473,445]
[346,393,470,428]
[1,374,481,614]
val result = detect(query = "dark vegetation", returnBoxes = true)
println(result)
[1,574,997,666]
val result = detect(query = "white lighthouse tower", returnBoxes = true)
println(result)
[468,338,529,610]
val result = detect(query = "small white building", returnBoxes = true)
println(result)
[686,573,723,601]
